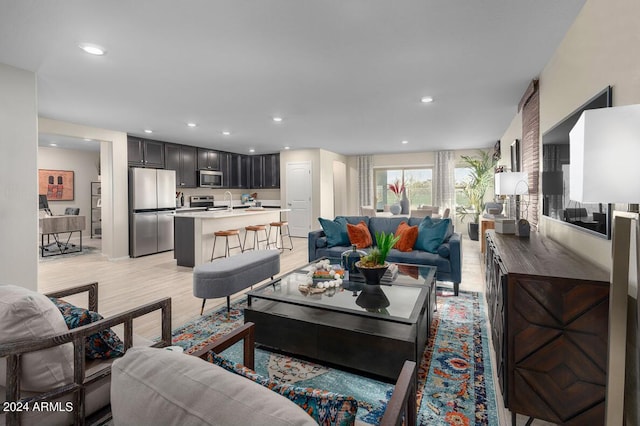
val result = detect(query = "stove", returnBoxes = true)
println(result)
[190,195,215,209]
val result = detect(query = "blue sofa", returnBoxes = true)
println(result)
[308,216,462,295]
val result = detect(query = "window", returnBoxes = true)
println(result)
[374,168,432,210]
[455,167,472,207]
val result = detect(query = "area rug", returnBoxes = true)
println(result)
[170,290,499,425]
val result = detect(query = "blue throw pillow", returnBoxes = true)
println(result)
[318,217,349,247]
[208,351,358,426]
[49,297,125,360]
[415,217,452,253]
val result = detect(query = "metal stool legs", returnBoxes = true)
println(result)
[268,222,294,253]
[211,230,243,261]
[243,225,269,251]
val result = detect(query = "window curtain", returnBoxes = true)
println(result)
[434,151,456,219]
[357,156,373,211]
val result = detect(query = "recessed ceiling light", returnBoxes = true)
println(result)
[402,140,409,144]
[249,149,255,153]
[50,143,57,147]
[272,117,283,123]
[79,43,106,56]
[144,129,153,134]
[222,131,231,136]
[186,122,197,128]
[284,146,290,150]
[84,138,92,142]
[421,96,434,103]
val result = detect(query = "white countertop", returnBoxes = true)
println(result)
[174,208,289,219]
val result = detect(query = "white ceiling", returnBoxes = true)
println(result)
[0,1,585,155]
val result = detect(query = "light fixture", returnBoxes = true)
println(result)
[495,172,529,220]
[187,122,197,128]
[272,117,283,123]
[144,129,153,134]
[49,143,57,147]
[249,149,255,153]
[284,146,290,150]
[222,131,231,136]
[79,43,106,56]
[401,140,409,145]
[569,103,640,426]
[421,96,434,103]
[84,138,93,142]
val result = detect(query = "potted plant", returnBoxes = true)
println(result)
[456,150,498,241]
[388,180,405,215]
[355,231,400,285]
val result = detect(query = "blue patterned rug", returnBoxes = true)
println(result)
[170,290,498,425]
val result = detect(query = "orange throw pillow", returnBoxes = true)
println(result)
[347,221,373,249]
[394,221,418,252]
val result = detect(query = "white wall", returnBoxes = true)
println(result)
[38,147,100,220]
[0,63,38,290]
[534,0,640,271]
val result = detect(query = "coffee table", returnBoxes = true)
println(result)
[245,259,436,380]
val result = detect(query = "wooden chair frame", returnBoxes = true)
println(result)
[191,322,417,426]
[0,282,172,426]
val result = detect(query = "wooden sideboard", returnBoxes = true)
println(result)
[484,230,610,425]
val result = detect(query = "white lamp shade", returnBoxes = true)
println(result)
[495,172,528,195]
[570,104,640,203]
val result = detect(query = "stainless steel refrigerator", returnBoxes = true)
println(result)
[129,168,176,257]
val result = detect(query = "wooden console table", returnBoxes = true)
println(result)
[39,215,86,257]
[484,230,609,425]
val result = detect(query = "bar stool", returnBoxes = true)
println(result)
[211,229,243,261]
[243,224,269,251]
[268,221,293,253]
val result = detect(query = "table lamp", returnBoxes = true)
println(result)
[569,103,640,426]
[495,171,529,232]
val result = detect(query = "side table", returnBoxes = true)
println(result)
[480,217,494,254]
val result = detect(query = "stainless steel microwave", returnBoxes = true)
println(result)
[199,170,223,188]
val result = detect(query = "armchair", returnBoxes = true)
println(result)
[192,323,417,426]
[112,323,417,426]
[0,282,171,426]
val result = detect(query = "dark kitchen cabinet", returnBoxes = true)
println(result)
[197,148,221,171]
[165,144,197,188]
[250,154,280,189]
[263,153,280,188]
[228,153,250,189]
[127,137,164,168]
[250,155,264,188]
[219,152,230,188]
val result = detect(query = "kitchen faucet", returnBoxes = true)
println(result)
[224,191,233,211]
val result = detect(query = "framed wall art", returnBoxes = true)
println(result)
[39,169,74,201]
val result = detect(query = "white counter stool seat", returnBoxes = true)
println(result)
[193,250,280,316]
[243,224,269,251]
[211,229,243,261]
[268,221,293,253]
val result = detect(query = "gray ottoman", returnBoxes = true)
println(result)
[193,250,280,316]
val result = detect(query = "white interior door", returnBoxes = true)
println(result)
[286,161,312,237]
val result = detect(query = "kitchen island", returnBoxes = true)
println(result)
[174,208,289,267]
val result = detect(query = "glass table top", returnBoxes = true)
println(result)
[247,260,436,324]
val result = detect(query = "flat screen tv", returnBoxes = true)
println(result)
[541,86,612,239]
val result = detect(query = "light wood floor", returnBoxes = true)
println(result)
[38,234,548,426]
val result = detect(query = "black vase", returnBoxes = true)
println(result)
[468,222,479,241]
[355,261,389,285]
[355,284,390,310]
